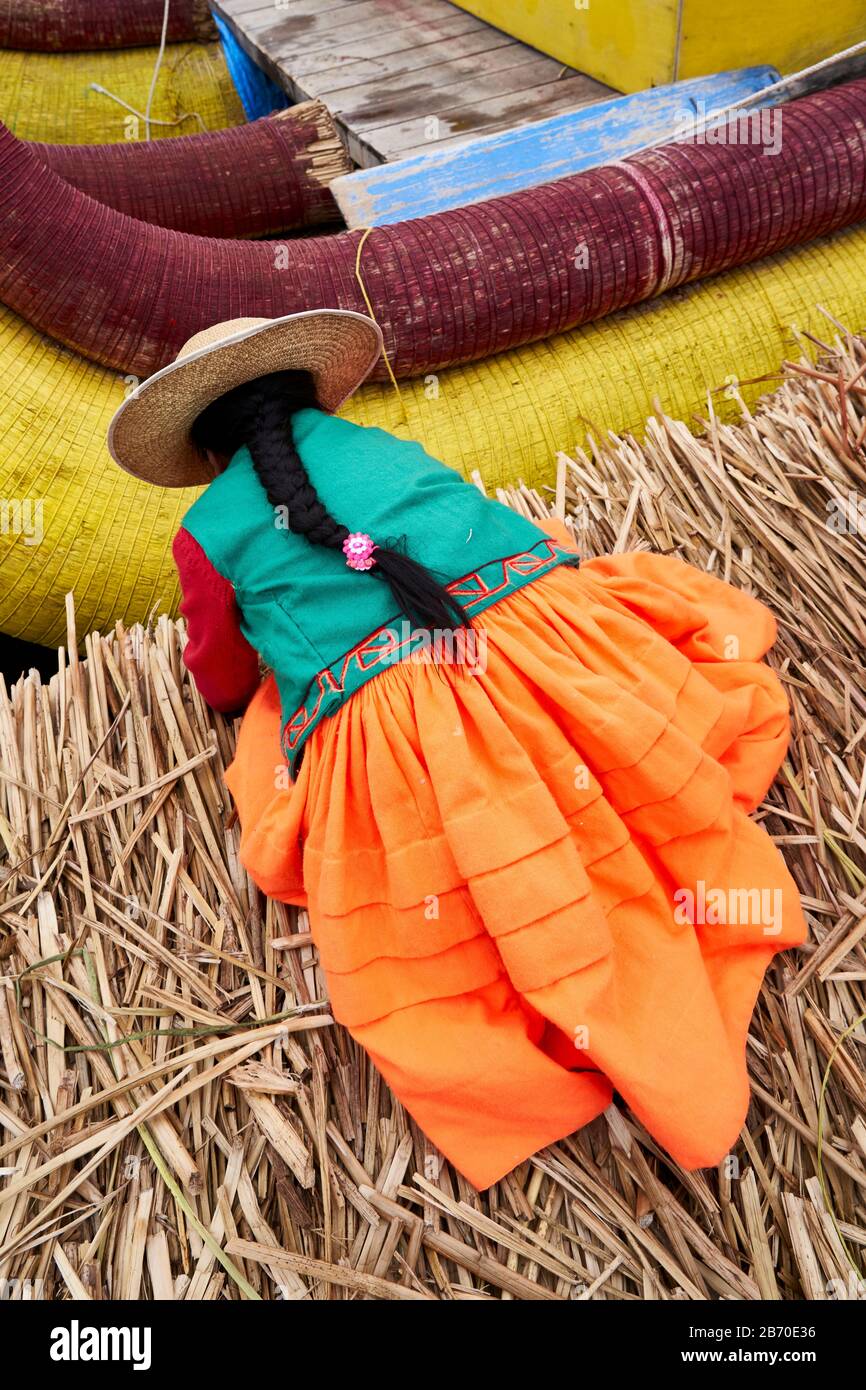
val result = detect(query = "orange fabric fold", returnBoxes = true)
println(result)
[224,539,805,1189]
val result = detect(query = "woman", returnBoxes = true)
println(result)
[108,310,805,1190]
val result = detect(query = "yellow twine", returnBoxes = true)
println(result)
[353,227,410,428]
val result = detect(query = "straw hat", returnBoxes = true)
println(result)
[107,309,384,488]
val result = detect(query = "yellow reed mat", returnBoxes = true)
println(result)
[2,223,865,645]
[0,41,244,143]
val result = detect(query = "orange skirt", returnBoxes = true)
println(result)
[224,528,805,1189]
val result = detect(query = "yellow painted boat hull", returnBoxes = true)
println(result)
[450,1,866,93]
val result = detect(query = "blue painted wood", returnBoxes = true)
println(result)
[213,10,290,121]
[331,66,781,228]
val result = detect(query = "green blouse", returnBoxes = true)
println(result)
[181,409,577,771]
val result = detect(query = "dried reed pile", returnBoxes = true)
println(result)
[0,330,864,1301]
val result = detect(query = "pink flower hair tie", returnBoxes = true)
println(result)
[343,532,378,572]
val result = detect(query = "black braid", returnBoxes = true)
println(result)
[245,381,346,549]
[190,370,470,632]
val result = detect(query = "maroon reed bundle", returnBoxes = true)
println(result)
[0,0,215,49]
[27,103,350,236]
[1,80,866,381]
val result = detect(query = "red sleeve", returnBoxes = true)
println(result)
[172,527,261,715]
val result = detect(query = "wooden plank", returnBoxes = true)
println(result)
[335,54,585,132]
[366,72,610,160]
[236,0,491,53]
[212,0,612,166]
[226,0,351,12]
[228,0,365,20]
[213,0,510,164]
[331,66,782,226]
[289,27,516,95]
[291,22,522,103]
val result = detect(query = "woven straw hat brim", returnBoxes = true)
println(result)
[107,309,384,488]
